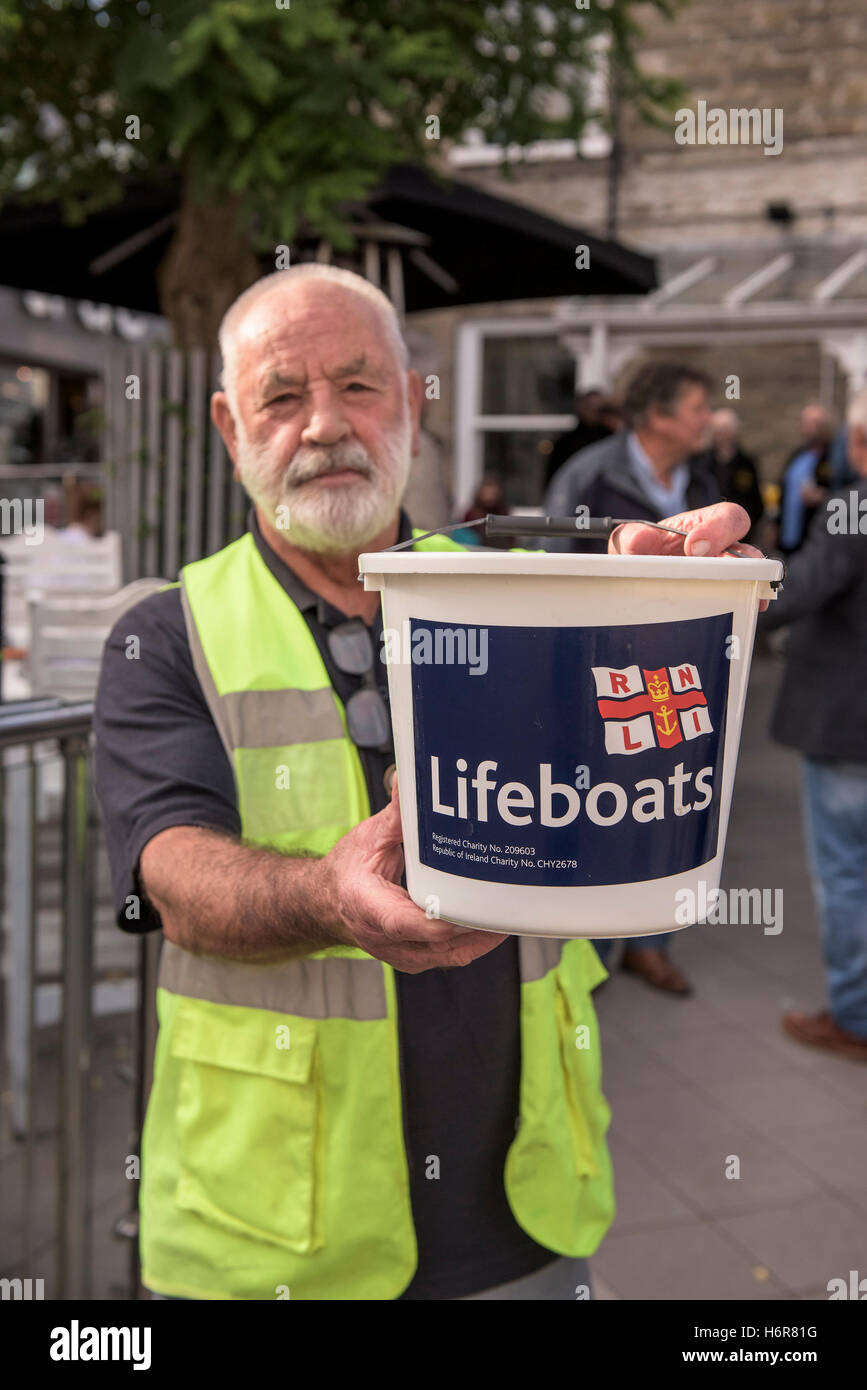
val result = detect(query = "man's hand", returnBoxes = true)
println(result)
[318,776,509,974]
[608,500,771,611]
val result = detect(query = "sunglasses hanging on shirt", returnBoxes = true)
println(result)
[327,619,392,750]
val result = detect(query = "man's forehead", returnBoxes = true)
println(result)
[235,285,394,374]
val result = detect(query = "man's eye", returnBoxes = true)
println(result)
[345,382,372,393]
[269,393,298,405]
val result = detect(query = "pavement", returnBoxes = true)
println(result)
[1,650,865,1300]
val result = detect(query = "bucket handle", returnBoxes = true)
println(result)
[381,515,786,591]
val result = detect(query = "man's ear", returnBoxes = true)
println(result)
[406,370,423,458]
[211,392,241,479]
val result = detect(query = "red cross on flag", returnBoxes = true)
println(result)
[592,663,712,755]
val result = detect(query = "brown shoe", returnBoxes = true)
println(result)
[621,946,692,996]
[782,1009,867,1061]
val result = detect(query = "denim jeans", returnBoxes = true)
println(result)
[593,932,672,964]
[802,757,867,1039]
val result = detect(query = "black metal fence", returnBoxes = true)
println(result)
[0,698,158,1300]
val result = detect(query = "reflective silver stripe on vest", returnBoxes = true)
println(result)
[518,936,565,983]
[179,580,343,759]
[159,940,388,1020]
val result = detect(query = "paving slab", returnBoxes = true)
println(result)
[716,1194,867,1295]
[593,1218,791,1300]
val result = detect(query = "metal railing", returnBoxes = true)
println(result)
[0,698,158,1300]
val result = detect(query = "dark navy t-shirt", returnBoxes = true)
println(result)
[92,511,555,1300]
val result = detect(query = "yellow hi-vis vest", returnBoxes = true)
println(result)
[140,528,615,1300]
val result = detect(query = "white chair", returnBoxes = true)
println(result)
[26,577,169,701]
[27,529,122,597]
[1,530,123,650]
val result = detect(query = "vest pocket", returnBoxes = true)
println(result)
[169,999,323,1255]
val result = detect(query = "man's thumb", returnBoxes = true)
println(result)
[376,768,403,840]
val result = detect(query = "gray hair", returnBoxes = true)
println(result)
[218,264,409,406]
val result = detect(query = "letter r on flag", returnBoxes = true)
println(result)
[592,664,643,698]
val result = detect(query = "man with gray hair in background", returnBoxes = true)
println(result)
[693,408,764,542]
[760,386,867,1061]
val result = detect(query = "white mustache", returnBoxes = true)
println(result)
[286,446,375,487]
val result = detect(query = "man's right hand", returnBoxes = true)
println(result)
[317,776,509,974]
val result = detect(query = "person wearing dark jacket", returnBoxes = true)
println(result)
[543,362,719,996]
[692,408,764,540]
[544,389,614,488]
[543,361,719,556]
[759,389,867,1061]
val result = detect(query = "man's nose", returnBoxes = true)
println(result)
[301,392,350,447]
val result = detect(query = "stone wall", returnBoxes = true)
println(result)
[467,0,867,248]
[406,1,867,502]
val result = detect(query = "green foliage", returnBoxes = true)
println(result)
[0,0,685,248]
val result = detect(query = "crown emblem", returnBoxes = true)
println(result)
[647,673,671,702]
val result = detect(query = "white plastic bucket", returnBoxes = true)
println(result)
[359,550,783,938]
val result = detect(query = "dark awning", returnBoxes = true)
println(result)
[0,164,656,314]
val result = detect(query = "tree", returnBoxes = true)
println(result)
[0,0,683,346]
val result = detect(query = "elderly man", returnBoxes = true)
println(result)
[694,409,764,540]
[94,265,759,1301]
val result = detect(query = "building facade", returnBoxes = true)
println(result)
[412,0,867,512]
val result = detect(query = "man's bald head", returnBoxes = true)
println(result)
[800,403,832,446]
[218,264,409,410]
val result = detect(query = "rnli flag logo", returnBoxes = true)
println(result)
[592,662,713,755]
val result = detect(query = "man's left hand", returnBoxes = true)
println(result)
[608,501,771,611]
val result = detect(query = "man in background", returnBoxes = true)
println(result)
[544,388,615,488]
[543,362,718,556]
[777,403,834,556]
[693,408,763,541]
[759,388,867,1061]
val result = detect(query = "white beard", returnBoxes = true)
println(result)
[235,417,412,554]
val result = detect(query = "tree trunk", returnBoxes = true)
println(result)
[156,178,262,350]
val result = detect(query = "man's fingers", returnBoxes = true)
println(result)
[609,502,772,609]
[613,502,752,558]
[390,929,510,973]
[675,502,751,556]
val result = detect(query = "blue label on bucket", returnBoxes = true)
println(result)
[409,613,732,887]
